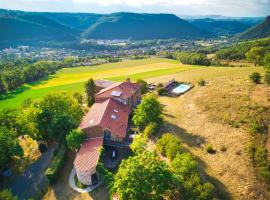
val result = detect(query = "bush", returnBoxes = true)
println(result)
[132,94,162,130]
[157,87,167,95]
[45,145,67,185]
[220,145,227,152]
[73,92,83,104]
[156,133,183,160]
[143,122,157,137]
[157,82,163,88]
[205,144,216,154]
[198,79,206,86]
[136,79,148,94]
[66,129,84,151]
[264,71,270,85]
[74,175,88,189]
[249,119,265,135]
[249,72,262,84]
[171,153,215,200]
[130,134,147,155]
[0,189,17,200]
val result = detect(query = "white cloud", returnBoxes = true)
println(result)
[0,0,269,16]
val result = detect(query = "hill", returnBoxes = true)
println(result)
[215,37,270,60]
[0,12,77,46]
[238,16,270,40]
[82,12,210,40]
[39,12,105,31]
[188,18,256,36]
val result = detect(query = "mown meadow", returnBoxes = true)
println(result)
[0,58,200,109]
[0,57,265,109]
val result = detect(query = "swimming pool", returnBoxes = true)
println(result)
[171,84,191,95]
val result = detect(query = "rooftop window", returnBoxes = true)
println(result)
[111,91,122,97]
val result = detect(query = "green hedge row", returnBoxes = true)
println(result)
[45,145,67,185]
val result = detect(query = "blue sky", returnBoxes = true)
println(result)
[0,0,269,17]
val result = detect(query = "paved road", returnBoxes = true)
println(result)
[9,147,55,200]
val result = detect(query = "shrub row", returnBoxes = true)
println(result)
[156,133,215,200]
[45,145,67,185]
[156,133,183,160]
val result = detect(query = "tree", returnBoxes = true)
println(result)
[17,104,40,139]
[136,79,148,94]
[264,70,270,85]
[85,78,95,106]
[73,92,83,104]
[245,47,265,66]
[37,93,83,142]
[111,152,174,200]
[143,122,157,138]
[0,189,18,200]
[249,72,262,84]
[171,153,198,181]
[263,53,270,67]
[0,75,6,94]
[156,133,183,160]
[66,129,85,151]
[0,108,20,132]
[130,134,147,154]
[0,128,23,172]
[132,94,162,129]
[171,153,214,200]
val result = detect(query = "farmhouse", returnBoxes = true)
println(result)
[74,78,141,185]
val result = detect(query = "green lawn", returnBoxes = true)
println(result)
[0,57,265,110]
[0,58,199,109]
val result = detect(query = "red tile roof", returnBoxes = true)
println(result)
[74,137,103,172]
[79,98,130,138]
[100,98,130,138]
[79,99,110,129]
[94,80,116,89]
[96,81,140,100]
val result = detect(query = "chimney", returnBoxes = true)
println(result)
[126,77,130,83]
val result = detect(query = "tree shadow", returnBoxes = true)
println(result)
[160,121,206,148]
[0,85,31,101]
[159,121,232,200]
[195,155,233,200]
[27,75,57,87]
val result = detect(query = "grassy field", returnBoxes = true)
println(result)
[0,57,265,110]
[0,58,200,109]
[157,71,269,199]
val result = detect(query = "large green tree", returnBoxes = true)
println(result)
[17,104,40,140]
[85,78,96,106]
[112,152,174,200]
[130,134,147,154]
[0,189,18,200]
[245,47,265,66]
[0,128,23,172]
[37,93,83,142]
[66,129,85,151]
[132,94,162,129]
[136,79,148,94]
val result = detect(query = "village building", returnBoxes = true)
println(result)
[73,78,141,185]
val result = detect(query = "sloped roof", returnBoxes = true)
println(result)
[100,98,130,138]
[96,81,140,100]
[94,80,116,89]
[79,98,130,138]
[74,137,103,172]
[79,99,110,129]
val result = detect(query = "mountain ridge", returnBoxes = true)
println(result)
[237,16,270,40]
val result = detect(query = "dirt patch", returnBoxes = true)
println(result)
[159,78,270,200]
[43,152,109,200]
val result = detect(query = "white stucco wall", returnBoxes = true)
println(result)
[75,167,96,185]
